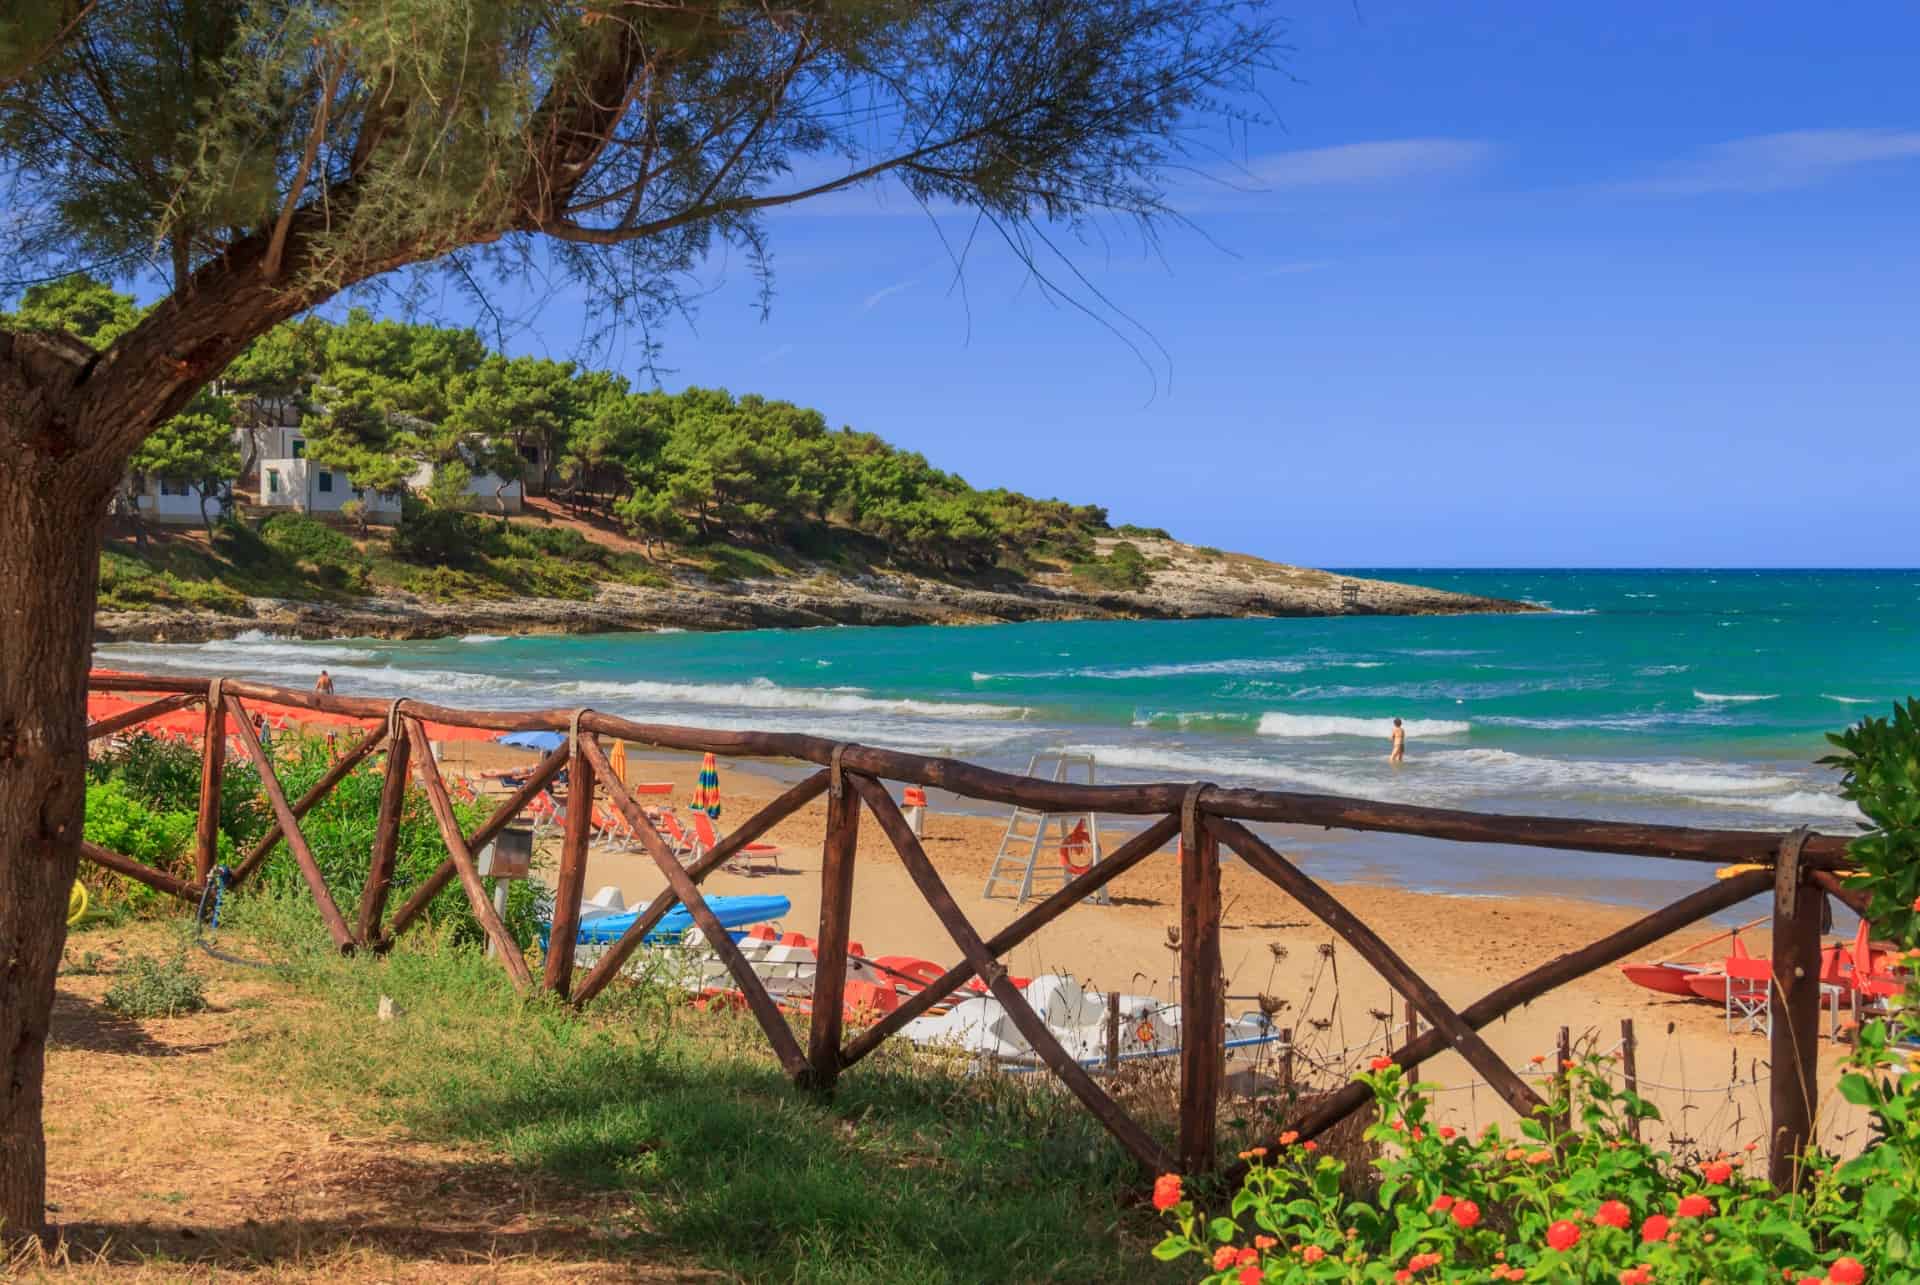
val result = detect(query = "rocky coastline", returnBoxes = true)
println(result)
[94,538,1537,644]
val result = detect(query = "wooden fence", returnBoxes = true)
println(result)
[83,671,1863,1188]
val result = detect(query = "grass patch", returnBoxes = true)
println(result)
[103,951,208,1018]
[685,540,794,583]
[222,894,1179,1284]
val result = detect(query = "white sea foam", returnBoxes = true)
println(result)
[459,633,507,644]
[557,675,1027,720]
[190,634,383,664]
[1821,694,1873,705]
[1686,791,1864,823]
[1256,712,1471,739]
[1693,690,1778,704]
[1634,664,1690,676]
[1625,766,1793,795]
[1060,744,1375,796]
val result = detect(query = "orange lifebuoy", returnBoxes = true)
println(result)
[1059,820,1094,875]
[1136,1020,1156,1045]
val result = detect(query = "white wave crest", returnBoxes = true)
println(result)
[1634,664,1690,676]
[1687,791,1864,823]
[1257,712,1471,739]
[1059,744,1373,796]
[1693,690,1778,704]
[558,676,1026,720]
[1821,694,1873,705]
[459,633,507,644]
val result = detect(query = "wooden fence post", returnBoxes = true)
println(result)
[357,728,410,946]
[1403,995,1421,1082]
[543,722,595,997]
[1278,1027,1294,1099]
[806,757,862,1090]
[1178,784,1222,1174]
[193,681,226,886]
[1106,990,1122,1073]
[1552,1025,1572,1138]
[1770,829,1821,1189]
[1619,1018,1640,1142]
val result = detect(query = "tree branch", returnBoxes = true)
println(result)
[264,50,347,279]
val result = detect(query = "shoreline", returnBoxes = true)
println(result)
[93,537,1541,644]
[431,737,1872,1154]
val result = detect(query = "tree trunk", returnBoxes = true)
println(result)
[0,461,108,1243]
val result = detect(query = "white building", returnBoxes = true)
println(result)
[259,457,404,522]
[405,460,525,515]
[129,476,229,526]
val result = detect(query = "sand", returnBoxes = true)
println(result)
[425,737,1878,1160]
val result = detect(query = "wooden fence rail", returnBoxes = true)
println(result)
[79,671,1859,1189]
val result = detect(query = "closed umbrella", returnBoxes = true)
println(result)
[608,738,629,785]
[692,752,721,820]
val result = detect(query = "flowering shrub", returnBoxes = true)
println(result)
[1154,1003,1920,1284]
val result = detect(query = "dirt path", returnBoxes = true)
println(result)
[34,928,719,1283]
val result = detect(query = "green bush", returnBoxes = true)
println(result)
[260,512,359,564]
[391,505,485,567]
[1821,696,1920,943]
[1115,523,1173,540]
[89,732,268,850]
[104,952,208,1018]
[1072,540,1153,591]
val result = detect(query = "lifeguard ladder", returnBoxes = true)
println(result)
[981,751,1109,906]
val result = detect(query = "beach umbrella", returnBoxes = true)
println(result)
[693,752,721,820]
[608,738,629,785]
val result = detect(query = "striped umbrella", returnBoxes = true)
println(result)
[692,752,722,820]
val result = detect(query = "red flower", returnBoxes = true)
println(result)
[1255,1235,1277,1250]
[1701,1160,1733,1184]
[1371,1056,1394,1071]
[1237,1247,1259,1267]
[1152,1173,1183,1211]
[1640,1214,1670,1243]
[1595,1200,1632,1229]
[1439,1125,1457,1140]
[1429,1194,1455,1213]
[1408,1251,1442,1272]
[1238,1267,1263,1285]
[1213,1245,1238,1271]
[1619,1268,1652,1285]
[1451,1200,1481,1229]
[1675,1194,1714,1219]
[1302,1246,1326,1263]
[1303,1140,1318,1152]
[1546,1220,1581,1251]
[1394,1272,1411,1283]
[1828,1258,1867,1285]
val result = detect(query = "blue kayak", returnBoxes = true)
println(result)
[546,894,791,946]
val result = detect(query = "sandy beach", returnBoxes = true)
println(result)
[433,738,1875,1160]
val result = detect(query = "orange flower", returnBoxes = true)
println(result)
[1254,1235,1278,1250]
[1439,1125,1457,1140]
[1249,1146,1267,1158]
[1619,1268,1652,1285]
[1527,1149,1554,1165]
[1278,1130,1299,1145]
[1701,1160,1733,1184]
[1530,1054,1547,1065]
[1546,1220,1581,1252]
[1302,1246,1325,1263]
[1371,1055,1394,1071]
[1236,1246,1259,1266]
[1213,1245,1238,1271]
[1408,1251,1442,1272]
[1450,1200,1481,1229]
[1152,1173,1183,1211]
[1595,1200,1631,1229]
[1675,1194,1714,1219]
[1303,1140,1318,1152]
[1827,1257,1866,1285]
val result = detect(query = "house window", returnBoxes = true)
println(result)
[317,469,334,493]
[290,438,306,458]
[520,444,540,464]
[158,478,188,497]
[267,469,281,495]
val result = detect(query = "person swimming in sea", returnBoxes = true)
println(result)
[1389,717,1405,765]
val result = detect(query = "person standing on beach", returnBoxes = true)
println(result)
[314,669,334,696]
[1389,717,1405,765]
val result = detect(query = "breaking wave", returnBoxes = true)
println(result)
[1256,712,1471,739]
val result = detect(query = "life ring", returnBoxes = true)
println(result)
[1136,1020,1156,1045]
[1058,820,1094,876]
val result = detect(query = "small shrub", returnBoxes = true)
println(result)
[1072,540,1153,592]
[260,512,358,564]
[104,952,207,1018]
[391,506,485,567]
[1115,523,1172,540]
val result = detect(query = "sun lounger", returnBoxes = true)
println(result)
[691,812,782,875]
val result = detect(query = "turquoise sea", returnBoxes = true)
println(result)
[101,569,1919,908]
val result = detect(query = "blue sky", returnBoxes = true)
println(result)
[471,4,1920,568]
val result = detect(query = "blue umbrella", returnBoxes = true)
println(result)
[498,730,567,753]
